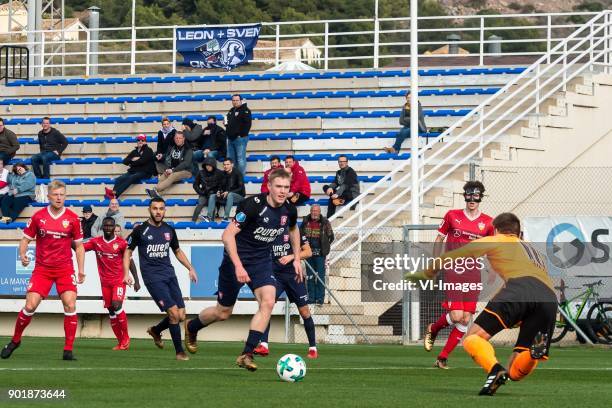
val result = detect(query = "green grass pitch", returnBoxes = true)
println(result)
[0,337,610,407]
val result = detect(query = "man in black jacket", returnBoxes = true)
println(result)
[182,117,204,150]
[106,134,156,199]
[30,117,68,179]
[225,94,252,176]
[147,131,194,198]
[300,204,334,304]
[193,116,227,164]
[192,157,224,222]
[323,155,360,217]
[80,205,98,240]
[0,118,20,164]
[155,117,176,166]
[209,158,245,221]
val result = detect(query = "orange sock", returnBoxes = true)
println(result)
[463,334,498,373]
[509,351,538,381]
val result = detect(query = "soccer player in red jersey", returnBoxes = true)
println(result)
[84,217,140,350]
[424,181,495,369]
[1,180,85,361]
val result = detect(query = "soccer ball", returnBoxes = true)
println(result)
[276,354,306,382]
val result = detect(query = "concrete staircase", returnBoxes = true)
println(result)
[303,71,612,344]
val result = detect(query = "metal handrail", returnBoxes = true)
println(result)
[328,10,611,265]
[0,10,606,76]
[0,45,29,85]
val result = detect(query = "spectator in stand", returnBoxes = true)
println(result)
[105,134,156,199]
[300,204,334,305]
[261,155,283,194]
[182,117,204,152]
[383,92,427,154]
[114,224,124,238]
[209,158,245,221]
[31,117,68,179]
[323,155,360,217]
[79,205,98,239]
[192,157,224,222]
[147,130,193,198]
[0,163,36,224]
[284,155,311,206]
[225,94,252,176]
[0,118,20,164]
[91,198,125,237]
[193,116,227,163]
[155,117,176,171]
[0,160,10,201]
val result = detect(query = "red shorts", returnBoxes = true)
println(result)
[27,268,77,298]
[101,283,126,308]
[443,300,477,314]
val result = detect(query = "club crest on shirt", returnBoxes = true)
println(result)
[478,222,486,231]
[280,216,288,226]
[164,232,171,241]
[113,243,119,251]
[62,219,70,229]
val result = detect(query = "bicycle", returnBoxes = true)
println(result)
[551,279,612,344]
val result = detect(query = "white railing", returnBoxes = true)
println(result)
[0,11,604,77]
[328,10,612,265]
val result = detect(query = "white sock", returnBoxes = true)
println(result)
[260,342,269,349]
[309,346,317,351]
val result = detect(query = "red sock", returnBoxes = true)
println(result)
[116,310,129,343]
[109,315,123,342]
[430,313,451,335]
[63,313,78,351]
[439,326,465,360]
[12,309,34,343]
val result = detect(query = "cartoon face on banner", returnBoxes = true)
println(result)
[177,24,261,71]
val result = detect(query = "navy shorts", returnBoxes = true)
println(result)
[145,276,185,312]
[217,258,276,307]
[274,264,309,307]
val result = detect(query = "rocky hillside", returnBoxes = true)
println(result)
[437,0,610,15]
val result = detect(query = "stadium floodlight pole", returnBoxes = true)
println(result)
[130,0,136,75]
[410,0,420,228]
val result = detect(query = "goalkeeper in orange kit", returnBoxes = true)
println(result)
[407,212,557,396]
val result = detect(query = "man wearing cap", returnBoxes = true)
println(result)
[80,205,98,240]
[106,134,156,199]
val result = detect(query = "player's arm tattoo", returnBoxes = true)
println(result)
[129,259,140,287]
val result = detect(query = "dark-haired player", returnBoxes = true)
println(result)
[124,197,198,360]
[409,213,557,396]
[253,230,318,358]
[1,180,84,361]
[84,216,140,350]
[424,181,494,369]
[185,168,302,371]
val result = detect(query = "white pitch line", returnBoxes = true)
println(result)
[0,366,610,372]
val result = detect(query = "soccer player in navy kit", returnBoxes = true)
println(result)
[123,197,198,360]
[254,231,319,358]
[185,168,302,371]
